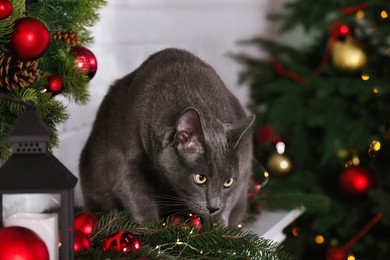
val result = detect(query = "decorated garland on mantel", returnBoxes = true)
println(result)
[73,210,294,260]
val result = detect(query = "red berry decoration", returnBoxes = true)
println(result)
[45,75,64,95]
[189,214,202,232]
[74,230,91,252]
[339,166,376,196]
[0,0,12,20]
[103,231,141,253]
[0,226,49,260]
[71,46,98,79]
[10,17,50,61]
[74,212,100,236]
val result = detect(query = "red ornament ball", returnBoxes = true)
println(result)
[189,214,202,232]
[330,21,351,40]
[0,0,12,20]
[45,75,64,95]
[74,212,100,236]
[10,17,50,61]
[74,230,91,252]
[326,246,347,260]
[71,46,97,79]
[0,226,49,260]
[257,126,274,146]
[339,166,376,196]
[103,231,141,253]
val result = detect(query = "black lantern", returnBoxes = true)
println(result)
[0,103,78,260]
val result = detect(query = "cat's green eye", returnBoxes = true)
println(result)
[223,178,234,188]
[194,174,207,185]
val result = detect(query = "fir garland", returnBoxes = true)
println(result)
[75,210,295,260]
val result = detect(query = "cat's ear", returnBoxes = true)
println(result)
[174,108,204,162]
[225,115,255,149]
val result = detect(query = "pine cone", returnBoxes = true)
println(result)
[52,31,79,46]
[0,52,39,91]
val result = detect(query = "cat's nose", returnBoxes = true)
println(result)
[206,206,219,214]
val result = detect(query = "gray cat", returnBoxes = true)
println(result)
[79,48,255,227]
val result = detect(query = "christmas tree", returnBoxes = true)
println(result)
[235,0,390,259]
[0,0,106,159]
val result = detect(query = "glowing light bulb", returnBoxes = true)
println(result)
[371,140,381,152]
[276,141,286,154]
[314,235,325,244]
[380,10,388,19]
[361,73,370,80]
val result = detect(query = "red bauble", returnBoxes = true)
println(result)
[103,231,141,253]
[0,0,12,19]
[10,17,50,61]
[0,226,49,260]
[45,75,64,95]
[74,212,100,236]
[74,230,91,252]
[257,126,274,146]
[71,46,97,79]
[330,21,351,40]
[189,214,202,232]
[326,246,347,260]
[339,166,376,196]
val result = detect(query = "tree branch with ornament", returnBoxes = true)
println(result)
[0,0,106,159]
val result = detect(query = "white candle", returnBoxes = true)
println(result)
[5,212,59,260]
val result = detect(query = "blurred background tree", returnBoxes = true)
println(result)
[235,0,390,259]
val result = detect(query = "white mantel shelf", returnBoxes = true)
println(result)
[245,208,304,243]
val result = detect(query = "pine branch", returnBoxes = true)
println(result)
[27,0,107,36]
[0,0,106,160]
[78,210,296,260]
[0,0,24,46]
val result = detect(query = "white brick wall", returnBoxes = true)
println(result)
[53,0,285,206]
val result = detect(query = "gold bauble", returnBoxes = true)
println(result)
[332,39,367,72]
[266,153,292,176]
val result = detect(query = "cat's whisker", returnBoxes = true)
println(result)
[154,193,205,216]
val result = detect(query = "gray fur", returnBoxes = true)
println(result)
[79,48,255,227]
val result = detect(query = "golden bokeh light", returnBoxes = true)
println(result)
[361,73,370,80]
[314,235,325,244]
[380,10,388,19]
[356,10,365,19]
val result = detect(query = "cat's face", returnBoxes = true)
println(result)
[159,108,255,224]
